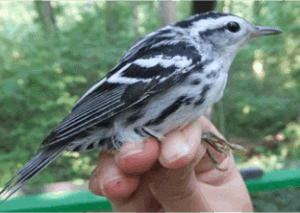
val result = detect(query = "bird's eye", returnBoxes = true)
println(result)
[226,22,240,33]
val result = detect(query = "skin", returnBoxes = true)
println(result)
[89,116,253,212]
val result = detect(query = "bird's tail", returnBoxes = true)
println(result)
[0,143,68,204]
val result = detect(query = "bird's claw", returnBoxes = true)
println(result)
[201,131,247,171]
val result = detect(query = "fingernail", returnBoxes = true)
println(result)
[103,177,123,196]
[103,177,139,198]
[103,176,123,187]
[116,141,147,163]
[100,176,122,197]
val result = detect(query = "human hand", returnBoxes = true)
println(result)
[89,116,253,211]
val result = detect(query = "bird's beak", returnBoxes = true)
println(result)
[250,26,282,38]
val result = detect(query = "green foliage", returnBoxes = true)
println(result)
[251,188,300,212]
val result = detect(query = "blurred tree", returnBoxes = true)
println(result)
[253,1,261,24]
[34,1,57,36]
[159,1,178,27]
[104,2,120,44]
[131,2,140,41]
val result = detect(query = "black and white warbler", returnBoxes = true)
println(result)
[0,11,281,202]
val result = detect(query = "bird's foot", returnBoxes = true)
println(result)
[201,132,247,171]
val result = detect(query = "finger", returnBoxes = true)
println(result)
[146,147,206,211]
[110,174,161,212]
[194,155,253,212]
[194,151,229,174]
[116,138,159,174]
[147,121,207,205]
[158,119,206,168]
[154,154,252,212]
[89,138,159,201]
[90,148,161,212]
[196,152,235,185]
[89,152,139,198]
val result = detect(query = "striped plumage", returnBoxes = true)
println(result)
[0,11,281,203]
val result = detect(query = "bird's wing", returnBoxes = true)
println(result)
[41,37,202,149]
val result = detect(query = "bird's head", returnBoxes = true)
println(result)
[176,11,282,58]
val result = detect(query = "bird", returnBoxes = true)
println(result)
[0,11,281,203]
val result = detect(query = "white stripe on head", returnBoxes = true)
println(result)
[189,15,245,37]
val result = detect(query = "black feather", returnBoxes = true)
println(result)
[0,143,68,204]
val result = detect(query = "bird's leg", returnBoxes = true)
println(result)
[142,127,165,141]
[201,132,247,171]
[204,143,228,172]
[141,127,247,172]
[202,132,247,155]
